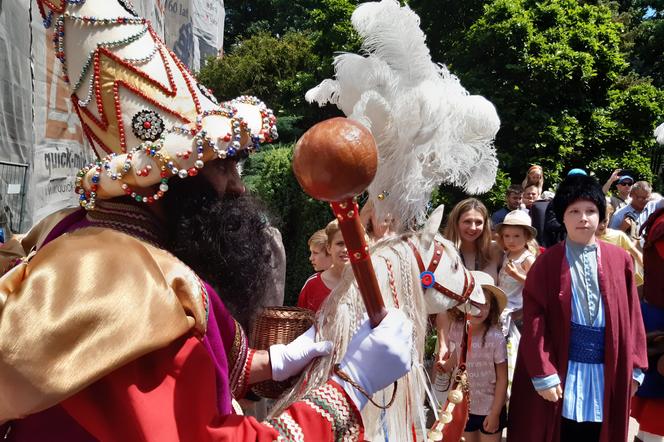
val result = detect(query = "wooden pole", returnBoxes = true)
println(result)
[330,198,387,328]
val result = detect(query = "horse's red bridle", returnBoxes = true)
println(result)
[408,238,477,440]
[407,239,476,305]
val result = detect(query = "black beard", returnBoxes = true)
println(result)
[162,174,273,331]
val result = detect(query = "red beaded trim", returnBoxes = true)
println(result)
[38,0,67,14]
[73,38,198,154]
[236,348,256,399]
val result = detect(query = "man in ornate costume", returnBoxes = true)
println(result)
[0,1,413,440]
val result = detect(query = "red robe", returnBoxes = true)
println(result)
[507,241,647,442]
[58,337,363,441]
[3,336,363,442]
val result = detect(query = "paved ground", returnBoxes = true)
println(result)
[500,417,639,441]
[629,417,639,440]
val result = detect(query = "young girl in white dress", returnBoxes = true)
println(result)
[495,210,538,393]
[496,210,538,331]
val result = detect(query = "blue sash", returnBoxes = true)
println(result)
[568,322,605,364]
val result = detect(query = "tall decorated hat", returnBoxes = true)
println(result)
[37,0,277,209]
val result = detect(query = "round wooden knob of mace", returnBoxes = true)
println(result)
[292,117,378,201]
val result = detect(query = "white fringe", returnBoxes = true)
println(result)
[270,226,479,441]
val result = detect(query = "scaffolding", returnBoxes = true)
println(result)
[0,160,29,234]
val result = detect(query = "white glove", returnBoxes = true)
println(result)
[333,308,413,410]
[270,326,333,382]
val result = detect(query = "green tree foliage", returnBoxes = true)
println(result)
[196,1,663,304]
[243,145,334,304]
[223,0,313,47]
[201,1,361,143]
[197,31,326,141]
[307,0,361,54]
[413,0,664,187]
[407,0,489,61]
[224,0,361,51]
[629,3,664,87]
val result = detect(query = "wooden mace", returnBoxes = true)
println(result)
[292,117,387,327]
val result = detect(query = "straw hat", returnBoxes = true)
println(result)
[470,271,507,315]
[495,209,537,237]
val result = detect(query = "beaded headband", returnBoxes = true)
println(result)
[38,0,278,209]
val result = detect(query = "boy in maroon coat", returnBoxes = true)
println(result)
[507,174,647,442]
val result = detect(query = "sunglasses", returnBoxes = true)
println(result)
[619,181,634,186]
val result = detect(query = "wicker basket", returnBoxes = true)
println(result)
[250,306,315,399]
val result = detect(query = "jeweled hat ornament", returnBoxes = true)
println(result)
[38,0,278,209]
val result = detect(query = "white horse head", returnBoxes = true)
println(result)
[273,205,485,439]
[414,205,485,315]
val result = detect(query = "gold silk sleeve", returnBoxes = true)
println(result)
[0,227,208,422]
[0,208,78,273]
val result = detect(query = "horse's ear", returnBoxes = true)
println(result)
[421,204,445,249]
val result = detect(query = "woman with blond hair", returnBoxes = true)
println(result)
[444,198,502,283]
[436,200,503,406]
[521,165,544,195]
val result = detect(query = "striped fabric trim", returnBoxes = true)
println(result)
[267,412,305,442]
[261,421,284,441]
[86,200,165,247]
[197,277,210,323]
[229,322,250,398]
[263,382,362,442]
[302,382,362,442]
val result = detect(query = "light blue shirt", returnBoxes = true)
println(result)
[562,241,604,422]
[610,199,664,231]
[531,241,644,422]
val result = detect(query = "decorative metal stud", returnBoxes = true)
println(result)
[131,109,164,141]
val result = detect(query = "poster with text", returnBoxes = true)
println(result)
[30,9,93,227]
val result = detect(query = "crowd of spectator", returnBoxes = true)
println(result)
[295,164,664,442]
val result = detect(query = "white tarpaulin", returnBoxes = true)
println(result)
[191,0,225,67]
[30,8,93,226]
[0,0,225,232]
[0,0,33,231]
[151,0,225,71]
[135,0,167,38]
[0,0,32,164]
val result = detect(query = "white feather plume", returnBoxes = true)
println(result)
[656,122,664,145]
[306,0,500,226]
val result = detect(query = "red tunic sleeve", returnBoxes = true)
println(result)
[520,248,562,379]
[61,336,363,442]
[623,252,648,372]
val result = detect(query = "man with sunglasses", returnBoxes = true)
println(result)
[602,168,634,216]
[610,181,664,242]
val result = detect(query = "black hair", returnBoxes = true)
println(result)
[506,184,524,196]
[162,173,274,331]
[551,174,606,224]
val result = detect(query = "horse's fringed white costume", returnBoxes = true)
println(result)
[273,206,485,440]
[306,0,500,226]
[282,1,501,439]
